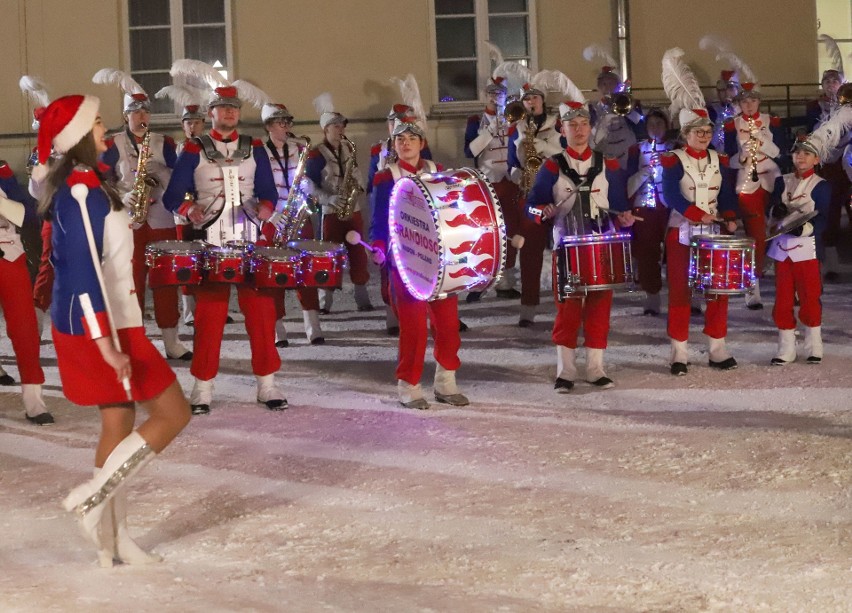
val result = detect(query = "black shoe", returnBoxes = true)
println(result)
[466,292,483,303]
[275,339,289,348]
[26,412,55,426]
[806,355,822,365]
[643,308,659,316]
[459,320,469,332]
[166,350,193,361]
[554,377,574,393]
[690,306,702,316]
[319,308,331,315]
[708,357,738,370]
[310,337,326,345]
[670,362,688,376]
[770,357,790,366]
[0,374,15,386]
[746,303,764,311]
[824,271,839,283]
[261,398,288,411]
[496,288,522,299]
[226,315,235,324]
[387,326,400,336]
[589,376,614,389]
[357,304,375,312]
[518,319,533,328]
[185,320,194,327]
[191,404,210,415]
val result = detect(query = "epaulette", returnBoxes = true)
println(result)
[370,143,382,156]
[307,149,322,159]
[627,143,640,156]
[718,152,730,167]
[604,157,621,171]
[66,165,101,188]
[104,137,115,149]
[164,135,176,147]
[543,158,560,174]
[723,118,736,130]
[182,140,202,154]
[467,114,481,124]
[252,138,264,148]
[769,115,781,127]
[373,168,393,187]
[660,152,679,168]
[0,162,13,179]
[507,125,518,137]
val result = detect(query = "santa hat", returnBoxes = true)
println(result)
[92,68,150,113]
[19,75,51,131]
[661,48,711,131]
[155,84,207,120]
[33,94,100,179]
[313,92,347,129]
[386,103,413,121]
[583,45,621,82]
[261,103,294,123]
[736,82,762,101]
[391,115,425,139]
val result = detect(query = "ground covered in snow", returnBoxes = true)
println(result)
[1,258,850,612]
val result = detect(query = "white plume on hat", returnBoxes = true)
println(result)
[391,74,427,133]
[535,70,585,104]
[231,80,271,109]
[698,35,756,84]
[92,68,146,95]
[809,105,852,160]
[485,40,504,67]
[155,84,206,108]
[493,60,532,94]
[19,76,50,109]
[583,44,617,69]
[170,59,230,89]
[661,48,707,129]
[818,34,845,80]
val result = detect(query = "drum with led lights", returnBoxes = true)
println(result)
[553,232,635,300]
[389,168,507,301]
[688,234,756,294]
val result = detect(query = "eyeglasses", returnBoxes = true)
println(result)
[691,129,713,137]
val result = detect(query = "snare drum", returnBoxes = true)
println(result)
[553,233,634,300]
[145,240,205,288]
[688,235,756,294]
[389,168,507,301]
[286,240,348,288]
[251,247,302,288]
[205,244,249,284]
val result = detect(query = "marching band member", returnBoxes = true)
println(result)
[93,69,192,360]
[625,108,675,315]
[526,96,631,391]
[806,37,850,282]
[0,160,52,424]
[707,71,741,152]
[583,45,645,169]
[767,135,830,365]
[261,102,325,346]
[504,67,565,327]
[723,78,784,309]
[367,104,433,197]
[36,94,190,565]
[370,117,468,409]
[305,93,373,314]
[163,60,284,415]
[661,48,739,375]
[464,75,521,300]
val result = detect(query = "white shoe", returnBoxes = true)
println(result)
[319,289,334,313]
[162,327,192,360]
[302,310,324,344]
[397,380,429,410]
[585,348,614,388]
[190,378,214,415]
[803,326,823,364]
[771,329,797,365]
[433,365,469,406]
[256,373,287,411]
[62,432,155,552]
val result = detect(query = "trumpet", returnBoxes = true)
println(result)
[602,91,634,116]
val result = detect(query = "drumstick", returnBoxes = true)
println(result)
[345,230,380,253]
[510,234,525,249]
[603,208,644,222]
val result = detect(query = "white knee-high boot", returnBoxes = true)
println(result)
[555,346,577,392]
[302,310,324,344]
[585,348,613,388]
[63,432,156,552]
[94,469,162,567]
[433,364,469,406]
[162,327,192,360]
[771,329,797,365]
[398,379,428,410]
[804,326,823,364]
[707,336,737,370]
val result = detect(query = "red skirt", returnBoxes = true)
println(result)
[52,325,176,406]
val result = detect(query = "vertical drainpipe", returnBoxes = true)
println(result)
[615,0,630,81]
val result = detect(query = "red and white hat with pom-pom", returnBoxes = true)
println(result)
[31,95,100,181]
[678,107,713,131]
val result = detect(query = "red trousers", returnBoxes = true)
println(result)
[0,255,45,384]
[390,267,460,385]
[493,178,521,271]
[133,223,180,328]
[191,283,280,381]
[818,159,852,248]
[33,220,54,311]
[773,258,822,329]
[737,189,768,277]
[552,290,613,349]
[631,205,670,295]
[322,210,370,286]
[666,228,729,341]
[518,196,550,307]
[272,218,320,317]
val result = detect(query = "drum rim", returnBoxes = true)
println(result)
[559,232,633,245]
[145,240,206,254]
[253,246,302,261]
[689,234,755,248]
[285,239,346,255]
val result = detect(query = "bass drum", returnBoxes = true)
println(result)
[389,167,507,301]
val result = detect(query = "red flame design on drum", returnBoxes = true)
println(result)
[447,258,495,279]
[424,175,461,185]
[448,238,497,258]
[437,190,463,203]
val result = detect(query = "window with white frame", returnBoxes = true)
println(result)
[126,0,232,115]
[433,0,536,103]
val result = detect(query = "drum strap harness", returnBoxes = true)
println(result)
[193,134,254,232]
[554,151,604,234]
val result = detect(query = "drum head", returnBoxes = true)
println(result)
[559,232,632,247]
[254,247,300,261]
[286,239,344,255]
[147,240,204,254]
[689,234,755,249]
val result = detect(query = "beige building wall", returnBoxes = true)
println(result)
[1,0,822,174]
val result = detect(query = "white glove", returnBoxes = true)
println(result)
[371,249,386,266]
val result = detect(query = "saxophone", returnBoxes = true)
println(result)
[129,124,159,223]
[519,114,543,195]
[334,135,364,221]
[271,135,318,244]
[744,116,760,184]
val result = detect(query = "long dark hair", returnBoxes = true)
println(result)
[38,130,123,219]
